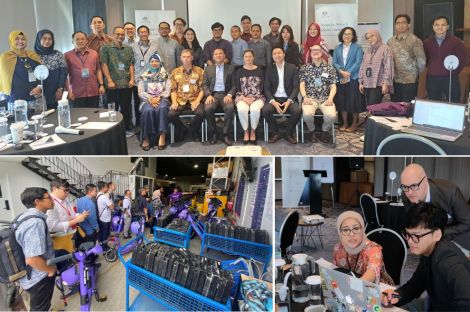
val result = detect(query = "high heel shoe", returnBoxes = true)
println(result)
[250,137,257,145]
[243,139,249,145]
[158,144,167,150]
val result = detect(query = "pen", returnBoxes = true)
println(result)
[384,117,397,123]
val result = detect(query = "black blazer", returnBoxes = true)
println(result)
[396,240,470,311]
[284,41,301,67]
[403,178,470,250]
[202,63,236,97]
[264,62,299,103]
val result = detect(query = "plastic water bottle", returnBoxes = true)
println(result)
[35,96,45,114]
[57,99,71,128]
[13,100,28,127]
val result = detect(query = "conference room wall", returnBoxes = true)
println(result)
[123,0,188,27]
[375,157,470,200]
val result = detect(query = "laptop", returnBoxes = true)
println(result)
[319,265,383,312]
[401,99,466,142]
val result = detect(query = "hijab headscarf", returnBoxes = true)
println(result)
[0,30,42,95]
[365,29,383,49]
[141,52,168,82]
[336,211,367,255]
[34,29,55,55]
[303,23,329,63]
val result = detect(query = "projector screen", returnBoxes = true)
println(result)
[187,0,302,46]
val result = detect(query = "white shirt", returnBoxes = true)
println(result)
[342,43,351,67]
[46,194,76,234]
[97,192,113,222]
[274,61,288,98]
[123,196,131,216]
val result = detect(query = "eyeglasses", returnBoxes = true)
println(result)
[59,187,70,193]
[402,230,435,243]
[400,176,426,192]
[340,226,362,236]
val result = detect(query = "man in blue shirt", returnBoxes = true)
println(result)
[76,184,99,245]
[231,25,248,69]
[15,187,56,311]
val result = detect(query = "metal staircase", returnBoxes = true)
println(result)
[21,157,93,198]
[95,170,130,196]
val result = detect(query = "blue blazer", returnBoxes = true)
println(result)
[332,42,364,80]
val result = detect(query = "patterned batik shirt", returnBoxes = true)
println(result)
[100,42,135,89]
[299,62,338,102]
[387,33,426,84]
[170,65,204,105]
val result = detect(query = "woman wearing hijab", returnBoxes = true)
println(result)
[333,211,394,285]
[0,30,42,103]
[138,53,170,151]
[358,29,394,106]
[333,27,365,132]
[302,23,330,64]
[34,29,68,109]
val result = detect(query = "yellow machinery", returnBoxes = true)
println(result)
[202,194,227,217]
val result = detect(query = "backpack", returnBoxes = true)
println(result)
[0,214,47,283]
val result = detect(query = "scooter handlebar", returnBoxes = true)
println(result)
[47,253,74,266]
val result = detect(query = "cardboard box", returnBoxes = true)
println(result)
[351,169,369,183]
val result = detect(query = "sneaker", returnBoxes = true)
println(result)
[125,130,135,138]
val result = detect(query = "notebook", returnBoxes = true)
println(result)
[401,99,466,142]
[319,265,383,312]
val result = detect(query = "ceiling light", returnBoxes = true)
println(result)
[194,164,199,168]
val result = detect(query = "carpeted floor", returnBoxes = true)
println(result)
[126,118,365,155]
[274,200,420,286]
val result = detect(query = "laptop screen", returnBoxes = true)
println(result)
[413,100,465,132]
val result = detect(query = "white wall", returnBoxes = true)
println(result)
[77,157,156,178]
[0,0,74,54]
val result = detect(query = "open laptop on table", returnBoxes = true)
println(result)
[319,265,383,312]
[401,99,466,142]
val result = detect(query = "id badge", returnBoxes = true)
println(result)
[366,67,372,78]
[321,72,329,78]
[189,79,197,84]
[182,84,190,93]
[314,77,322,86]
[118,63,125,71]
[140,60,146,68]
[28,71,36,82]
[81,68,90,78]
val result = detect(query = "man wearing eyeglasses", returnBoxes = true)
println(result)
[400,163,470,252]
[46,180,89,253]
[382,202,470,310]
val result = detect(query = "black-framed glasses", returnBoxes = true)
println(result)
[402,230,435,243]
[340,226,362,236]
[400,176,426,192]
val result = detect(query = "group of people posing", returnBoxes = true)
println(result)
[0,14,466,149]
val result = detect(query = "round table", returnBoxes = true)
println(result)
[1,108,127,155]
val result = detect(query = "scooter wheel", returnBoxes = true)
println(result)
[104,248,118,262]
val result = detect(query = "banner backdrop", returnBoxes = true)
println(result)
[135,10,176,41]
[314,3,358,50]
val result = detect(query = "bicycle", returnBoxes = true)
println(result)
[47,241,108,311]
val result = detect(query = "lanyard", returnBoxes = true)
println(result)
[53,198,72,217]
[347,250,363,274]
[14,52,33,72]
[139,44,150,59]
[369,46,380,65]
[75,50,89,67]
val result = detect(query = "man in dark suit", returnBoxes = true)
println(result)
[202,48,236,145]
[400,163,470,251]
[262,46,301,144]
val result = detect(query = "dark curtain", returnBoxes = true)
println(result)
[72,0,107,33]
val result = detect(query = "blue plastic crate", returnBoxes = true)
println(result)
[125,261,231,311]
[201,232,272,272]
[153,225,191,249]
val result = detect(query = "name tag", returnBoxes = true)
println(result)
[190,79,197,84]
[28,71,36,83]
[314,77,322,86]
[118,63,125,71]
[140,60,146,68]
[182,84,190,92]
[81,68,90,78]
[321,72,329,78]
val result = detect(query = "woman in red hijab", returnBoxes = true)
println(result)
[302,22,330,64]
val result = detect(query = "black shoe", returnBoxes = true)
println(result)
[310,131,318,143]
[158,144,167,150]
[250,138,257,145]
[223,136,233,146]
[268,133,281,143]
[210,135,217,145]
[243,138,249,145]
[320,131,333,144]
[193,134,201,142]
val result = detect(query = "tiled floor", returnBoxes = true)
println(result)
[274,200,420,285]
